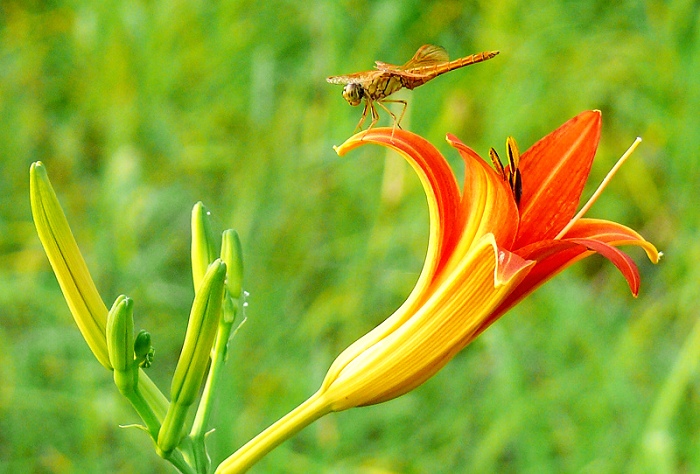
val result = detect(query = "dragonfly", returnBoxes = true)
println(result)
[327,44,499,137]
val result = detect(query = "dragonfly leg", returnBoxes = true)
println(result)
[359,100,380,140]
[378,99,407,141]
[379,99,408,128]
[354,102,370,133]
[368,101,380,129]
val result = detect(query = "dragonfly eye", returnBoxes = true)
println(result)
[342,83,364,106]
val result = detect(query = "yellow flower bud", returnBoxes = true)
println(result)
[30,162,111,368]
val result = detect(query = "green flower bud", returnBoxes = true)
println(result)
[30,162,169,423]
[158,259,226,456]
[106,295,136,393]
[221,229,243,299]
[191,202,218,292]
[134,330,155,368]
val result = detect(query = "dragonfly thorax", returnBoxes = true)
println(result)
[342,83,364,106]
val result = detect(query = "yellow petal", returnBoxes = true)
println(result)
[328,129,463,385]
[321,234,534,410]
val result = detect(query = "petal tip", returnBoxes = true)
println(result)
[333,128,395,156]
[572,109,602,131]
[445,133,459,146]
[479,234,535,287]
[582,109,602,128]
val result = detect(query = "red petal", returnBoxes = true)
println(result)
[515,110,602,248]
[334,129,463,275]
[446,134,519,249]
[561,218,660,263]
[567,238,641,296]
[493,228,645,320]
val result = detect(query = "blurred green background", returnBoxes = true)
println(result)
[0,0,696,472]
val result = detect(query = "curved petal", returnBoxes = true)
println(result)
[492,221,653,322]
[515,110,602,248]
[566,238,641,296]
[482,240,588,330]
[330,128,463,385]
[321,234,534,410]
[335,128,463,279]
[560,217,660,263]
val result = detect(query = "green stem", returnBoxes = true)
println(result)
[113,365,164,441]
[165,448,198,474]
[122,385,163,441]
[137,369,169,422]
[191,321,233,439]
[214,391,331,474]
[188,323,232,473]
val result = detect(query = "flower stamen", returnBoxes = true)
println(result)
[489,137,523,206]
[555,137,642,240]
[506,137,523,206]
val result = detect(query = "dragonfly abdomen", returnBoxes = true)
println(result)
[402,50,500,90]
[442,50,499,73]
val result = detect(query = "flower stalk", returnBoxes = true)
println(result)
[215,391,332,473]
[30,162,247,473]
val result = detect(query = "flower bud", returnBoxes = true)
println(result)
[106,295,136,393]
[30,162,111,368]
[221,230,243,299]
[158,259,226,455]
[191,202,218,292]
[134,330,155,368]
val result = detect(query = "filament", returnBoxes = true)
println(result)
[555,137,642,239]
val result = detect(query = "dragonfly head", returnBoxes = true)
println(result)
[342,83,364,106]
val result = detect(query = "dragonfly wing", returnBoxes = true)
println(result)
[401,44,449,69]
[326,69,383,85]
[327,75,352,84]
[373,44,450,78]
[374,60,399,69]
[375,45,449,72]
[326,71,369,84]
[328,45,449,84]
[372,66,426,79]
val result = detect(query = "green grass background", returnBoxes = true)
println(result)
[0,0,697,472]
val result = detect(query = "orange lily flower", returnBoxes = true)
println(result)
[216,110,659,473]
[318,109,660,408]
